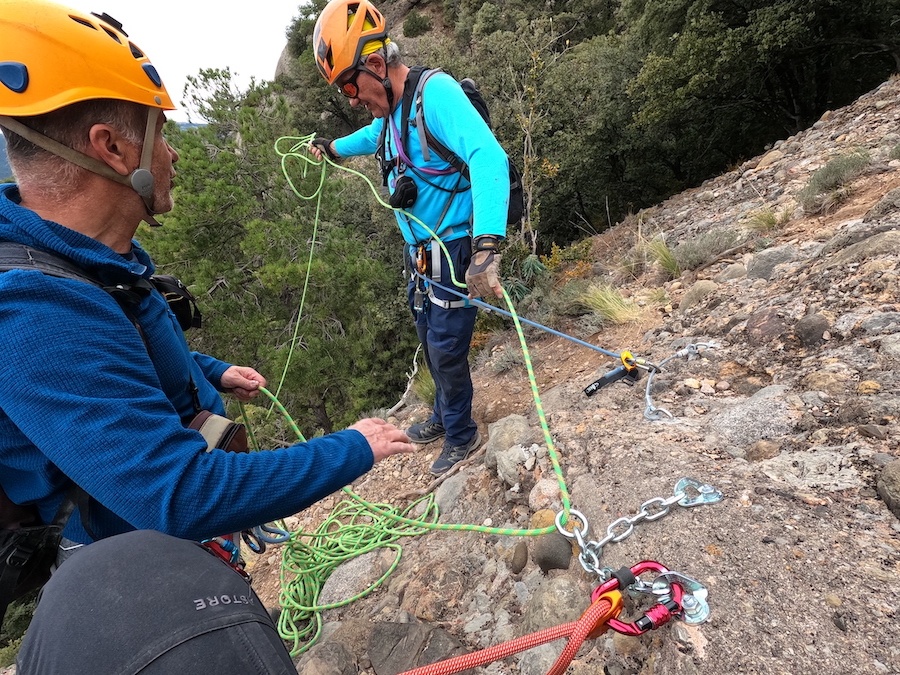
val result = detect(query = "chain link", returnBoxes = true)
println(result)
[554,478,722,576]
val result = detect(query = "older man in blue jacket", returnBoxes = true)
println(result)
[0,0,413,559]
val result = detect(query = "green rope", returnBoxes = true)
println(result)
[267,134,329,412]
[255,379,568,655]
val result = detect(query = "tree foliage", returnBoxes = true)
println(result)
[144,70,417,438]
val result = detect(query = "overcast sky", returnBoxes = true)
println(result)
[65,0,303,122]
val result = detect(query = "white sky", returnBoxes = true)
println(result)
[65,1,304,122]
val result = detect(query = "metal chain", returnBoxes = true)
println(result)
[555,478,723,577]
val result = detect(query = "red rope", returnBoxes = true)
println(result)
[398,595,618,675]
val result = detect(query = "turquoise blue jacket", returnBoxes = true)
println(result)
[333,70,509,245]
[0,184,373,544]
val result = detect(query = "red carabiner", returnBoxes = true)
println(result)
[589,560,684,636]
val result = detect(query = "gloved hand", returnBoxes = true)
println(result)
[311,137,339,161]
[465,250,503,299]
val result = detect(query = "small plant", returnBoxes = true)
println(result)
[580,283,642,324]
[889,144,900,161]
[490,349,526,374]
[411,365,435,405]
[672,228,744,271]
[798,150,870,213]
[540,240,593,271]
[403,11,432,37]
[647,238,681,279]
[643,287,670,306]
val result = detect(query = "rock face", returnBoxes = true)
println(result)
[281,78,900,675]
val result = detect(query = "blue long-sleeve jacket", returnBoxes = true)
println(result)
[0,184,373,544]
[334,70,509,245]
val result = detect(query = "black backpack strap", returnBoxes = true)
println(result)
[402,66,431,161]
[376,65,429,186]
[0,241,103,285]
[0,490,76,626]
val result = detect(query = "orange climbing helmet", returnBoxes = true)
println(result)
[313,0,389,85]
[0,0,174,116]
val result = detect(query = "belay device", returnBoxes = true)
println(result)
[584,351,651,397]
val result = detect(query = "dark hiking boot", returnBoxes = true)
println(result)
[429,431,482,476]
[406,420,446,444]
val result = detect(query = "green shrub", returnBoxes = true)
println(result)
[404,11,432,37]
[1,592,37,666]
[411,363,435,405]
[647,238,681,279]
[746,207,791,233]
[673,229,744,271]
[798,150,870,213]
[489,349,525,374]
[580,283,642,324]
[889,144,900,161]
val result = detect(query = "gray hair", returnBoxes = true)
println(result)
[364,40,402,67]
[6,100,146,197]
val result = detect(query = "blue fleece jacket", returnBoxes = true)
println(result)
[0,184,373,544]
[333,70,509,245]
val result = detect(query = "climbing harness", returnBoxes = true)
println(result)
[555,477,723,578]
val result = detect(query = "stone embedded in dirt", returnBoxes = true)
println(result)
[746,439,782,462]
[795,313,831,345]
[876,459,900,519]
[531,530,573,574]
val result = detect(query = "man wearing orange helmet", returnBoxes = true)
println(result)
[311,0,511,476]
[0,0,413,591]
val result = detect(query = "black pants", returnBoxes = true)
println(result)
[17,530,295,674]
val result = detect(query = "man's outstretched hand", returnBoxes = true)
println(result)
[350,418,416,463]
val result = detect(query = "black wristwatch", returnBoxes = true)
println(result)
[473,235,501,253]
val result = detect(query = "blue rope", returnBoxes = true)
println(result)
[412,270,622,360]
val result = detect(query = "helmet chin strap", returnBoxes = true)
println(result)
[382,76,394,113]
[0,108,162,226]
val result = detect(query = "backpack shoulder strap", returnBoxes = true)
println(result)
[0,241,104,286]
[375,65,429,185]
[407,67,440,163]
[413,70,470,180]
[0,241,152,308]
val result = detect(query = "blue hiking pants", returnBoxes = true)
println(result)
[407,236,478,447]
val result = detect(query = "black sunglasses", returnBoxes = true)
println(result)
[336,64,380,98]
[337,68,363,98]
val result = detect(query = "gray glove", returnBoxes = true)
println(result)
[311,137,339,161]
[466,236,503,298]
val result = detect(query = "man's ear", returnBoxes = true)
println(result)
[87,124,134,177]
[366,53,387,77]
